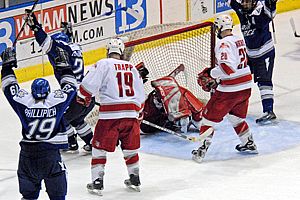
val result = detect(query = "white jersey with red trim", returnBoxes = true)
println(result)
[211,34,253,92]
[80,58,145,119]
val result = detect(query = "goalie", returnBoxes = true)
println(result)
[139,64,205,134]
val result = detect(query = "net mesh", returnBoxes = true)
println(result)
[120,21,215,100]
[86,21,215,127]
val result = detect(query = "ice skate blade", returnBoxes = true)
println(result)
[61,149,79,154]
[256,119,278,126]
[124,180,141,192]
[237,149,259,154]
[192,155,203,163]
[87,188,103,196]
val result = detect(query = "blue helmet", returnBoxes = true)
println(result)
[51,32,70,43]
[31,78,50,100]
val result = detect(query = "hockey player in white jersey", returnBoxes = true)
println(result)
[77,38,145,195]
[192,15,258,163]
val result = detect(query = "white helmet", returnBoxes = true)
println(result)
[214,14,233,32]
[106,38,125,55]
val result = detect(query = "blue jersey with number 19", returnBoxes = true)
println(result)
[2,73,77,149]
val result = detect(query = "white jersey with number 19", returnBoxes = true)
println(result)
[80,58,146,119]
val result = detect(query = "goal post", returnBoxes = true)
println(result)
[122,21,215,101]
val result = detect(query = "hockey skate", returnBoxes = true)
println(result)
[124,174,141,192]
[82,144,92,153]
[87,179,103,196]
[62,141,79,153]
[191,139,210,163]
[236,137,258,154]
[256,111,277,125]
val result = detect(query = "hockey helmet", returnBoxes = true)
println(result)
[51,32,70,43]
[31,78,50,100]
[241,0,258,13]
[214,14,233,39]
[106,38,125,55]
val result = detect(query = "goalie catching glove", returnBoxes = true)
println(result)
[197,67,218,92]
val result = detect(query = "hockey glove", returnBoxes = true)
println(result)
[61,22,73,39]
[197,67,218,92]
[1,47,17,69]
[136,62,149,83]
[54,47,71,69]
[76,86,92,107]
[25,9,41,32]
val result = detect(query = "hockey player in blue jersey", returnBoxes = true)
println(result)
[1,47,77,200]
[25,9,95,152]
[229,0,278,125]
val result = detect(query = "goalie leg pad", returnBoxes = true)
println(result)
[151,76,191,121]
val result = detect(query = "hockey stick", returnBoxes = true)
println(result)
[142,120,213,142]
[269,0,277,44]
[13,0,39,47]
[290,17,300,38]
[168,64,185,77]
[93,100,210,142]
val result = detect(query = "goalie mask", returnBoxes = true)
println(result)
[31,78,50,100]
[241,0,258,14]
[214,14,233,39]
[106,38,125,56]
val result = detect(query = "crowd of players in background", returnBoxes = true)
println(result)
[0,0,279,199]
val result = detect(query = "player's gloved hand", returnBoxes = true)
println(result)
[136,62,149,83]
[24,9,41,32]
[197,67,218,92]
[1,47,17,69]
[54,47,70,69]
[61,22,73,39]
[76,95,91,107]
[76,86,92,107]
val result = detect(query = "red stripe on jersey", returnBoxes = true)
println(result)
[220,63,235,75]
[79,85,92,98]
[91,158,107,165]
[234,121,249,135]
[99,103,141,112]
[125,154,139,165]
[221,74,252,86]
[200,125,212,135]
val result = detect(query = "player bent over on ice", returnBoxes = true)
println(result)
[1,47,77,199]
[141,72,205,134]
[192,15,258,163]
[77,38,145,195]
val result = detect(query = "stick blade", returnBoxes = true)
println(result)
[289,17,300,37]
[168,64,185,77]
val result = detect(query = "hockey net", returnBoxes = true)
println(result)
[86,21,215,127]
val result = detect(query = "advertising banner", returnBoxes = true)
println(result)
[0,0,147,67]
[216,0,231,13]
